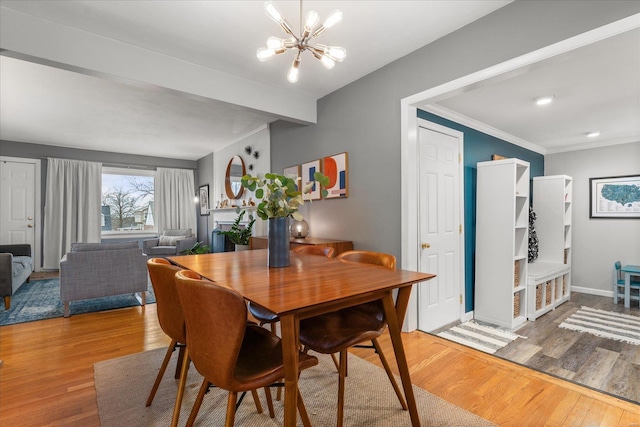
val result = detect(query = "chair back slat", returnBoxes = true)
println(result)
[336,250,396,271]
[292,245,335,258]
[147,258,186,343]
[175,270,248,390]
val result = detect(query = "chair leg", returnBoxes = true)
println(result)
[264,386,276,418]
[3,296,10,310]
[297,388,312,427]
[337,350,348,427]
[146,340,177,406]
[251,389,263,414]
[226,391,238,427]
[373,338,407,410]
[175,344,185,379]
[186,379,210,427]
[171,349,191,427]
[330,352,341,373]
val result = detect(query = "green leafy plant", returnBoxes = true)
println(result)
[181,241,211,255]
[241,172,329,221]
[218,210,256,245]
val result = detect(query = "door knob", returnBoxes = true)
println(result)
[421,243,430,249]
[27,224,33,228]
[28,216,33,220]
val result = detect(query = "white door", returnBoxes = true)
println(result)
[0,158,38,266]
[417,125,462,332]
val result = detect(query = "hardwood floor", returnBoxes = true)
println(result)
[494,292,640,404]
[1,302,638,426]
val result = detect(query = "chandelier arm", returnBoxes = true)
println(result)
[279,19,295,36]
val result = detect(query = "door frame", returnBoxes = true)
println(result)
[400,16,638,331]
[401,117,465,332]
[1,156,42,272]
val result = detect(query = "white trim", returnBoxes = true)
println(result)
[0,156,42,272]
[421,104,547,155]
[571,286,614,298]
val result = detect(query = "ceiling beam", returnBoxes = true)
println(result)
[0,7,317,125]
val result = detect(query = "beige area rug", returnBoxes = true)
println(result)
[94,347,495,427]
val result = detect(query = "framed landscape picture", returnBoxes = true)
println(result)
[322,152,349,199]
[589,174,640,219]
[301,160,321,200]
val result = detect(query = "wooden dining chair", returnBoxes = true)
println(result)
[298,250,408,427]
[174,269,319,427]
[146,258,191,427]
[292,245,336,258]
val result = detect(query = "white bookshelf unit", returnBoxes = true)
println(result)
[527,175,572,320]
[474,158,530,330]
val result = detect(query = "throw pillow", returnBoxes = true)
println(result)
[159,235,180,246]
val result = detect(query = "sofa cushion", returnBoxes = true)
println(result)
[71,242,138,252]
[159,235,180,246]
[146,246,179,256]
[163,229,192,237]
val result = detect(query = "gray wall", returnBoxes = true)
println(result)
[196,152,213,244]
[545,142,640,295]
[270,0,640,261]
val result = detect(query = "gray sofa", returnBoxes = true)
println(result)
[59,242,148,317]
[0,244,33,310]
[142,229,197,257]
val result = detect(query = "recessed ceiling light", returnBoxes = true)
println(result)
[534,95,555,106]
[586,131,601,138]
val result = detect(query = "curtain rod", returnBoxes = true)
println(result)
[41,157,196,171]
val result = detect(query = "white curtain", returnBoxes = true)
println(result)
[43,158,102,269]
[155,168,197,235]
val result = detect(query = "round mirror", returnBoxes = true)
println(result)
[225,155,245,199]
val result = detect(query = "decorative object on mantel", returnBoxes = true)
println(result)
[217,210,256,251]
[290,219,309,238]
[241,172,328,267]
[256,0,346,83]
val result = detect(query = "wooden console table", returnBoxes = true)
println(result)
[250,236,353,256]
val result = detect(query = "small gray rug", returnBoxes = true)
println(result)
[437,320,524,354]
[95,347,496,426]
[559,306,640,345]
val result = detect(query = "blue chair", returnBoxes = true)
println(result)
[613,261,640,304]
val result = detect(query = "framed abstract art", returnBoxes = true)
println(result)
[322,152,348,199]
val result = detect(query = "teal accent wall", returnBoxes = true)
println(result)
[417,110,544,312]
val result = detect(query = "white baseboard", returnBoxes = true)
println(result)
[571,286,614,298]
[462,310,474,323]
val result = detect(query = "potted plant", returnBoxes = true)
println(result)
[181,241,211,255]
[241,172,328,266]
[218,210,256,251]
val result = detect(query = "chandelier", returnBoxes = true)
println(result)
[256,1,346,83]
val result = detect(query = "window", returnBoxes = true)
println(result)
[101,167,155,235]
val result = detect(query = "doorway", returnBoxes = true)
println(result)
[416,122,464,331]
[0,157,41,271]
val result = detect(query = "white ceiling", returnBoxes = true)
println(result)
[0,1,638,160]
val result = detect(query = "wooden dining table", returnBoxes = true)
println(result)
[169,249,435,426]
